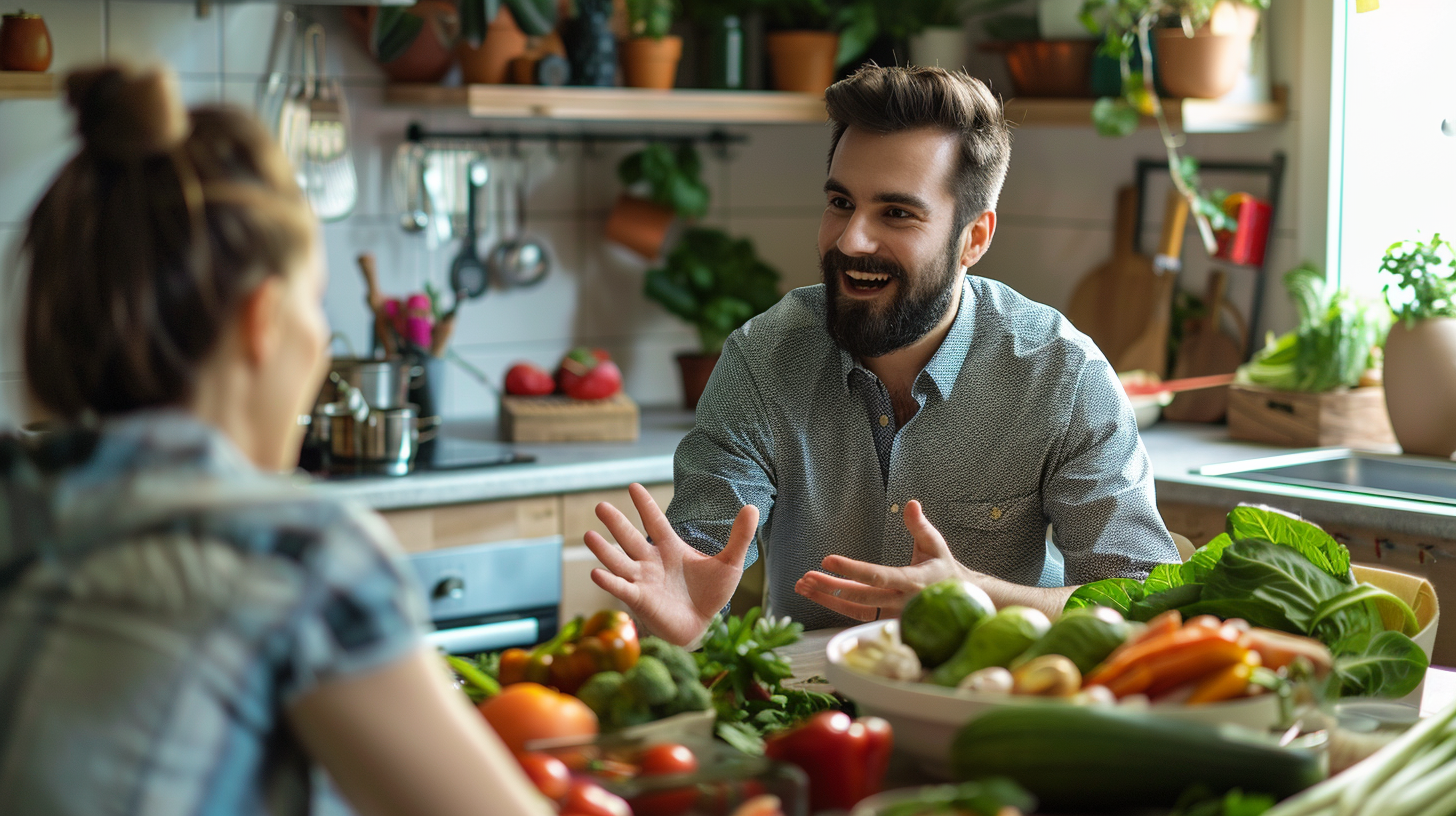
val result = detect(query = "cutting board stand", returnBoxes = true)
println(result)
[500,393,640,442]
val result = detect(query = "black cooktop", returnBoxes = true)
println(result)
[306,436,534,479]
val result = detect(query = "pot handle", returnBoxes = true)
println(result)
[415,414,442,443]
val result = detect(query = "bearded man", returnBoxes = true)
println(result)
[583,65,1180,646]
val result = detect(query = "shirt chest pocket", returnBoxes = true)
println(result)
[921,492,1047,583]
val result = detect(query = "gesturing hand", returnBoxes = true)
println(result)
[794,499,965,621]
[584,483,760,647]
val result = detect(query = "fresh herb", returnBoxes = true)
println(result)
[1381,234,1456,327]
[1237,264,1389,393]
[696,608,842,754]
[446,654,501,702]
[625,0,675,39]
[878,779,1038,816]
[618,142,710,219]
[1170,788,1276,816]
[643,227,782,355]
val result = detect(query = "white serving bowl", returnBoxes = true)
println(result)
[825,621,1282,779]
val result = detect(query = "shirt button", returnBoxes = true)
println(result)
[879,415,889,427]
[990,507,1003,520]
[889,503,900,514]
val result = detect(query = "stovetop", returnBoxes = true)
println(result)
[307,435,534,479]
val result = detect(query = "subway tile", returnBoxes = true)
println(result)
[0,96,75,225]
[971,219,1117,313]
[445,216,584,349]
[220,1,283,78]
[721,123,831,212]
[13,0,105,73]
[107,0,221,76]
[722,214,823,293]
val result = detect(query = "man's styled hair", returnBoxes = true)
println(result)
[824,65,1012,233]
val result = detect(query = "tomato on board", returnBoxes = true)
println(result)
[516,751,572,802]
[632,743,699,816]
[564,780,633,816]
[639,744,697,777]
[478,682,598,754]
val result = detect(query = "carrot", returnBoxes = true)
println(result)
[1186,651,1261,705]
[1084,622,1239,690]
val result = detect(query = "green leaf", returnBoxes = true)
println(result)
[1332,631,1429,698]
[1128,583,1204,621]
[1201,538,1354,633]
[372,7,425,65]
[1144,562,1185,594]
[1311,583,1420,638]
[504,0,557,36]
[1091,97,1140,137]
[715,720,765,755]
[1225,505,1351,581]
[459,0,497,48]
[1180,532,1233,585]
[833,0,879,68]
[1064,578,1144,616]
[1176,597,1301,634]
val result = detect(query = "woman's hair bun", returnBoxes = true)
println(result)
[66,64,191,162]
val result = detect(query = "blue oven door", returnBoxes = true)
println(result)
[409,535,563,654]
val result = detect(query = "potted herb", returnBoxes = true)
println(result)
[761,0,878,94]
[644,227,782,409]
[605,142,710,260]
[366,0,558,84]
[623,0,683,89]
[1380,234,1456,457]
[1228,263,1395,449]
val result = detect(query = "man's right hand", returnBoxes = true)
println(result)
[584,483,759,648]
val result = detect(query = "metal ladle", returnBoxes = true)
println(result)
[487,146,551,289]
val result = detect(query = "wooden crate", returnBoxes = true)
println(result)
[1227,384,1397,449]
[500,393,640,442]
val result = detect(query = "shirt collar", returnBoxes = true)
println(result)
[838,277,976,401]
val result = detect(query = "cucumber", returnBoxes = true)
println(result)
[950,706,1324,812]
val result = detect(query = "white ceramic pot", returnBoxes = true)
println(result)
[1383,317,1456,457]
[908,26,967,70]
[1038,0,1101,40]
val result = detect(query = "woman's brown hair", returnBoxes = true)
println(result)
[21,63,316,421]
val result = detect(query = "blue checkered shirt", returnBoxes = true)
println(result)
[666,277,1179,629]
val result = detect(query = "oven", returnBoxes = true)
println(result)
[409,535,562,654]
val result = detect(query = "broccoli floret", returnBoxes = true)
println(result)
[666,678,712,715]
[575,671,624,719]
[623,656,676,706]
[607,694,654,729]
[640,636,701,685]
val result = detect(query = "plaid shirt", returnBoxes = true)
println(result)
[667,277,1179,629]
[0,411,429,815]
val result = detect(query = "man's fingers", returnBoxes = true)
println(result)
[583,530,641,579]
[904,500,952,557]
[820,554,904,590]
[717,503,760,569]
[797,570,901,606]
[794,577,881,622]
[628,483,682,555]
[590,567,643,609]
[594,500,654,561]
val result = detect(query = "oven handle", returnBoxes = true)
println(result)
[427,618,540,654]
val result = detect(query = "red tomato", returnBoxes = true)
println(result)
[505,362,556,396]
[564,780,633,816]
[478,682,598,753]
[557,347,622,400]
[632,744,699,816]
[516,751,571,802]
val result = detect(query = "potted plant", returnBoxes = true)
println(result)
[1082,0,1266,103]
[761,0,877,94]
[1228,263,1395,449]
[605,141,710,260]
[644,227,783,409]
[1379,235,1456,457]
[623,0,683,89]
[366,0,558,84]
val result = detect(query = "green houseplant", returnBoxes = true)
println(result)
[370,0,557,84]
[644,228,782,409]
[1379,235,1456,456]
[761,0,878,93]
[623,0,683,88]
[604,142,709,260]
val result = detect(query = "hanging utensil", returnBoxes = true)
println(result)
[299,25,357,222]
[393,142,429,233]
[449,159,491,300]
[276,25,315,177]
[488,145,551,289]
[255,6,297,135]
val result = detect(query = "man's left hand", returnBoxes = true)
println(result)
[794,499,962,621]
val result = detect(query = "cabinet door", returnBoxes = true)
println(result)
[380,496,562,553]
[559,484,674,622]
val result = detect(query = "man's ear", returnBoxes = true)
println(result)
[236,276,286,367]
[958,210,997,270]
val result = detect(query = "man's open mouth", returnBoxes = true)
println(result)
[843,269,894,292]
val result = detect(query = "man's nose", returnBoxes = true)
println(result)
[836,211,878,256]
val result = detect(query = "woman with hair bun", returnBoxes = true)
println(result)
[0,64,555,816]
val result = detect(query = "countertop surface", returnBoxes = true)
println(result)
[314,410,1456,539]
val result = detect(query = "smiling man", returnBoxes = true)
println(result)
[583,65,1179,646]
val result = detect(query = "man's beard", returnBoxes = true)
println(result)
[821,238,962,359]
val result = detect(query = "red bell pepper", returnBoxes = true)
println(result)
[763,711,893,812]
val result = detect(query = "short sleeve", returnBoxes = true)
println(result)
[277,503,431,704]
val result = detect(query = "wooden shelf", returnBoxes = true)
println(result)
[0,71,56,100]
[385,82,1288,132]
[385,84,827,124]
[1005,85,1289,133]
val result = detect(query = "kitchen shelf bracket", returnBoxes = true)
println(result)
[404,122,748,160]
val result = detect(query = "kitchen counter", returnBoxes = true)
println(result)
[315,411,1456,541]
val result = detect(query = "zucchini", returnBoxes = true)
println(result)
[950,706,1323,812]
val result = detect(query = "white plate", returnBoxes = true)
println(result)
[825,621,1282,778]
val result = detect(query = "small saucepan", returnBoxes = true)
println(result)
[321,403,440,475]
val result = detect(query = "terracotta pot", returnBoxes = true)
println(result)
[1155,3,1259,99]
[0,11,52,72]
[458,6,528,85]
[997,39,1094,97]
[621,35,682,90]
[345,0,458,84]
[766,31,839,95]
[604,194,676,260]
[1383,318,1456,457]
[676,353,720,411]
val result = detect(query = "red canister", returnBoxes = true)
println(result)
[0,10,52,72]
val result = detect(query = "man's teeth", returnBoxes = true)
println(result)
[846,270,891,282]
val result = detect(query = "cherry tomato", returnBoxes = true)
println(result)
[632,744,699,816]
[478,682,598,754]
[639,744,698,777]
[516,751,571,802]
[564,780,633,816]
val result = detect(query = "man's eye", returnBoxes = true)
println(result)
[886,208,912,219]
[829,197,853,210]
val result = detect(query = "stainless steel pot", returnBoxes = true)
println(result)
[322,404,439,475]
[320,357,420,410]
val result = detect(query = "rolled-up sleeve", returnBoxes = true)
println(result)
[665,333,777,566]
[1044,359,1180,583]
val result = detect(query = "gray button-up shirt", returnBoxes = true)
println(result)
[666,276,1178,629]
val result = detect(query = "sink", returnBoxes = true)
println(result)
[1198,449,1456,506]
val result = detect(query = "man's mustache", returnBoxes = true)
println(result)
[821,249,906,281]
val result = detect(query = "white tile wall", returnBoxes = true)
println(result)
[0,0,1316,428]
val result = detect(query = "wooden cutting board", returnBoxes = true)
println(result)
[1163,269,1247,422]
[1116,189,1190,376]
[500,393,640,442]
[1065,186,1161,370]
